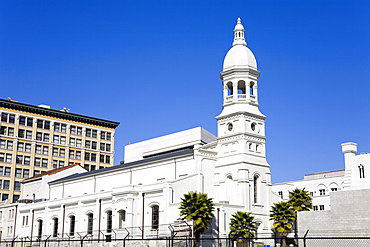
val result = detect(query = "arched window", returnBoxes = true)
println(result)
[37,219,43,240]
[250,82,255,95]
[226,82,233,96]
[151,205,159,230]
[226,175,233,202]
[106,210,112,233]
[359,165,365,178]
[52,218,58,237]
[253,175,259,203]
[87,213,93,234]
[118,210,126,229]
[69,215,76,236]
[237,81,246,94]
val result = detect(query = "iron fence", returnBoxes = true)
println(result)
[1,236,370,247]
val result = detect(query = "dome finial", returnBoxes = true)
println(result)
[232,17,247,46]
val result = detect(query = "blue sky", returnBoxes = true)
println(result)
[1,1,369,183]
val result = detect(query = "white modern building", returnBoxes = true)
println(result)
[2,18,280,241]
[272,142,370,213]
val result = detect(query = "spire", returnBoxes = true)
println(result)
[232,17,247,46]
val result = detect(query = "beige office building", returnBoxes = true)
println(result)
[0,99,119,203]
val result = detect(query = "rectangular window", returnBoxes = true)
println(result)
[101,132,106,140]
[27,117,33,127]
[17,142,24,151]
[76,151,81,160]
[92,141,97,150]
[0,140,12,150]
[0,140,4,149]
[1,194,8,201]
[36,132,42,141]
[319,205,325,210]
[70,138,76,146]
[34,158,41,167]
[69,150,75,159]
[33,170,40,176]
[14,181,21,191]
[92,130,97,138]
[18,129,25,138]
[24,156,30,165]
[1,113,8,122]
[61,124,66,133]
[106,133,111,141]
[85,140,91,149]
[42,159,48,168]
[53,135,59,144]
[59,161,65,168]
[19,116,26,125]
[23,169,29,178]
[16,155,23,164]
[13,195,20,203]
[25,143,31,153]
[43,146,49,155]
[4,167,10,176]
[1,153,9,163]
[60,136,66,145]
[8,127,14,137]
[60,149,65,158]
[15,168,22,178]
[54,123,60,132]
[100,143,105,151]
[36,145,42,154]
[76,127,82,136]
[0,153,4,162]
[331,188,338,192]
[0,126,5,135]
[0,166,3,176]
[37,120,50,130]
[3,180,10,190]
[76,139,82,148]
[70,126,76,135]
[86,129,91,137]
[43,133,49,142]
[319,189,325,196]
[52,160,58,168]
[53,148,58,156]
[106,144,111,152]
[26,130,32,139]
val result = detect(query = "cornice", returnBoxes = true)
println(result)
[0,99,119,129]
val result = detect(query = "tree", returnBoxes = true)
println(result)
[179,191,214,246]
[269,201,295,247]
[229,211,258,247]
[288,188,313,243]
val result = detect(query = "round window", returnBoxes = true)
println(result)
[227,123,233,131]
[251,122,256,131]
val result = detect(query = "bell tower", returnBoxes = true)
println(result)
[213,18,272,234]
[216,18,266,156]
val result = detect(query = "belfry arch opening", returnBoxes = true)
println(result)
[237,81,246,94]
[226,82,233,96]
[250,81,255,95]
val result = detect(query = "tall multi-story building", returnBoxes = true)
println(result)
[0,99,119,203]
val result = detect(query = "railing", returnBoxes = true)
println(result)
[3,236,370,247]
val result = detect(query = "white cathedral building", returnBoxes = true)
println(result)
[1,18,279,240]
[1,18,369,241]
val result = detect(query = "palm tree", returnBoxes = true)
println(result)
[269,201,295,247]
[229,211,258,247]
[288,188,313,243]
[179,191,214,246]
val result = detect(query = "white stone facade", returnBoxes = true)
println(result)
[1,18,279,240]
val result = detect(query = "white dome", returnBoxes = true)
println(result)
[223,45,257,70]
